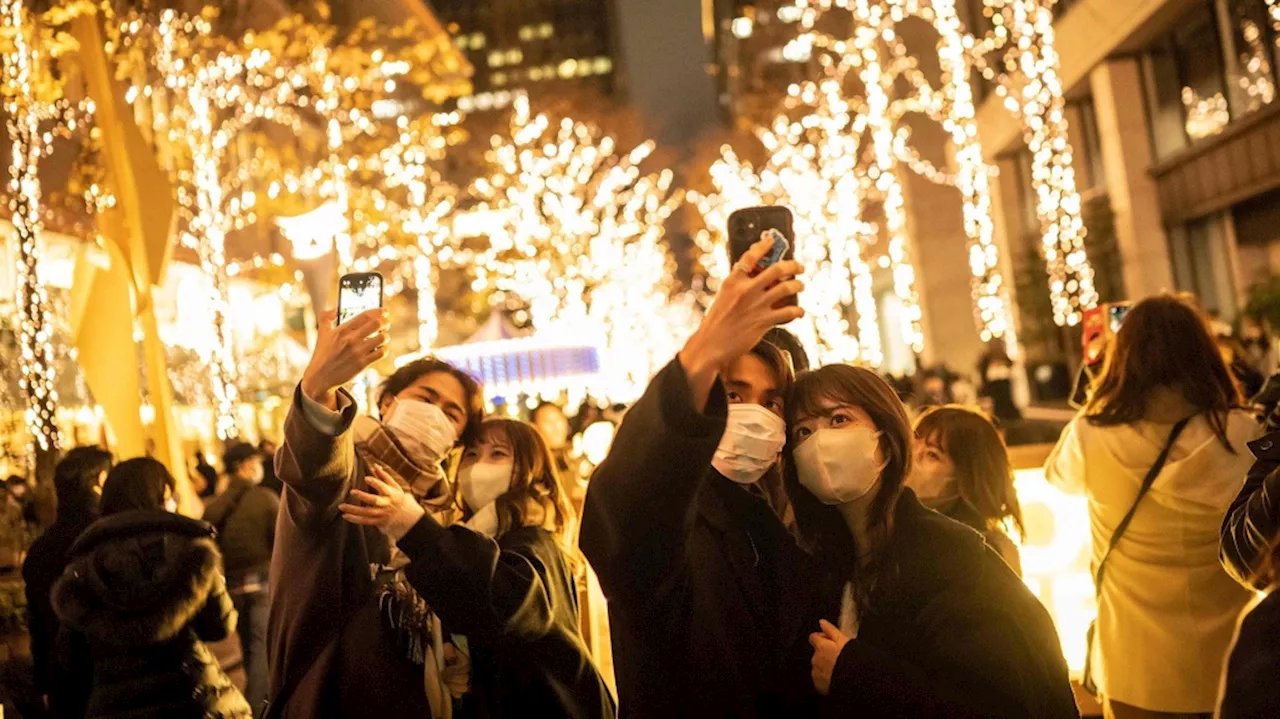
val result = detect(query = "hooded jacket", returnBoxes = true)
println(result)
[1047,410,1261,712]
[51,510,252,719]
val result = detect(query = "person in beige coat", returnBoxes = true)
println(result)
[1046,296,1261,719]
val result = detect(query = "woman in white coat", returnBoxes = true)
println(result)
[1047,295,1261,719]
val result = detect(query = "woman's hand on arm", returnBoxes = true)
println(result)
[339,464,425,542]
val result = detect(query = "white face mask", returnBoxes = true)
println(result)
[712,404,786,484]
[384,399,459,464]
[458,461,514,512]
[794,426,886,505]
[907,467,958,509]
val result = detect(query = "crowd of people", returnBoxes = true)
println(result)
[8,232,1280,718]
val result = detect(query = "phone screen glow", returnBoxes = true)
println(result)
[338,276,382,325]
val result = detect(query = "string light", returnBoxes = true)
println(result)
[466,95,695,399]
[986,0,1097,326]
[694,79,884,367]
[3,0,63,453]
[921,0,1016,344]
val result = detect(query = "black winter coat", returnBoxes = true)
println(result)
[1216,589,1280,718]
[397,517,615,719]
[23,508,95,699]
[818,492,1078,718]
[1220,430,1280,589]
[581,359,821,718]
[51,510,252,719]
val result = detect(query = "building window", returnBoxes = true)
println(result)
[1168,213,1240,321]
[1141,2,1232,158]
[488,51,504,68]
[1073,99,1106,193]
[1221,0,1278,117]
[538,23,554,39]
[519,25,535,42]
[505,49,523,65]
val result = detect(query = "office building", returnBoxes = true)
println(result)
[978,0,1280,361]
[429,0,618,114]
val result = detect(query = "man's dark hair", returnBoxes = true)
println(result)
[222,442,260,476]
[53,446,112,519]
[763,327,810,373]
[378,357,486,446]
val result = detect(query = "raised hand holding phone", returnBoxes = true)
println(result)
[300,307,390,410]
[680,235,805,410]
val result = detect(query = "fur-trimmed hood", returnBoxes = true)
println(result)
[52,510,222,647]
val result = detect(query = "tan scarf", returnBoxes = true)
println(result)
[353,416,468,717]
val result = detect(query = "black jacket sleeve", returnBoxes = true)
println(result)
[190,574,238,644]
[578,359,727,601]
[398,518,568,644]
[1221,431,1280,589]
[52,626,91,719]
[825,616,1069,719]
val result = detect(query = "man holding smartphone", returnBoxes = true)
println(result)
[265,307,485,718]
[581,237,818,718]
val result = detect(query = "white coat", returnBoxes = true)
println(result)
[1046,410,1261,712]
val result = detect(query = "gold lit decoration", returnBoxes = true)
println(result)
[107,6,466,436]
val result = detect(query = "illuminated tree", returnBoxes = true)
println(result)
[466,96,695,398]
[694,79,884,367]
[0,0,99,458]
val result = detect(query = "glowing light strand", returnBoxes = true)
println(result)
[3,0,61,452]
[988,0,1097,325]
[694,78,884,367]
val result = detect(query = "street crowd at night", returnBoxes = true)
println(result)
[8,0,1280,718]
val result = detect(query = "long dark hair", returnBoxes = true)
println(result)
[99,458,176,516]
[914,406,1024,537]
[53,446,112,520]
[1085,295,1242,450]
[785,364,913,588]
[467,419,576,547]
[378,357,486,447]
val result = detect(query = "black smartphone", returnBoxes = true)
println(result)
[337,272,384,325]
[728,206,795,271]
[727,206,797,307]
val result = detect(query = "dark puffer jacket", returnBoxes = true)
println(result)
[51,510,252,719]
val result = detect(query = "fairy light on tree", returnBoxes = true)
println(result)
[985,0,1097,326]
[469,96,693,396]
[0,0,87,454]
[694,78,884,367]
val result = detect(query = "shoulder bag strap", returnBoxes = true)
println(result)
[1092,415,1194,594]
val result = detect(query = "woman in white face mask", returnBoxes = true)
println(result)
[786,364,1077,718]
[909,406,1024,576]
[338,418,614,719]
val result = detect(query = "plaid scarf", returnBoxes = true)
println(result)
[353,416,468,716]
